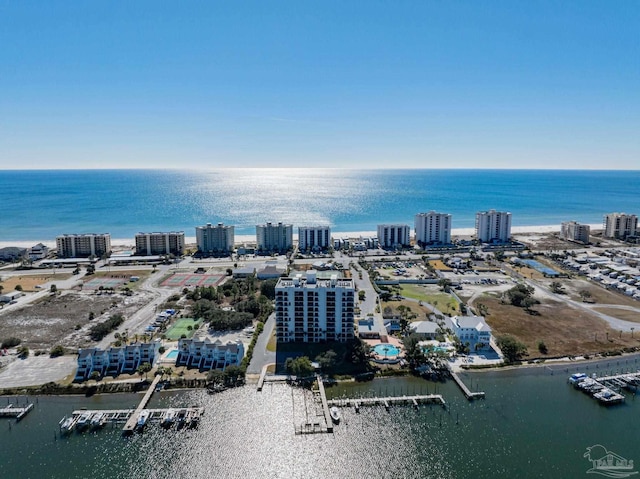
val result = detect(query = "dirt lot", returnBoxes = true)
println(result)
[381,298,436,320]
[479,294,639,358]
[0,274,72,292]
[0,291,150,351]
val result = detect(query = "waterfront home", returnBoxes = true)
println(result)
[74,341,161,381]
[176,338,244,370]
[409,321,440,340]
[445,315,492,350]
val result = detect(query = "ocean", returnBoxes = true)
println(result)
[2,360,640,479]
[1,169,639,243]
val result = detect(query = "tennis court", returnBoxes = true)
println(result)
[165,318,202,340]
[84,277,128,290]
[160,273,224,288]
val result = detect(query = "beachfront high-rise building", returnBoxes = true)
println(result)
[135,232,185,256]
[560,221,591,245]
[298,226,331,252]
[377,224,410,249]
[275,272,355,343]
[475,210,512,243]
[196,223,235,254]
[56,233,111,258]
[414,211,452,246]
[256,222,293,253]
[603,213,638,240]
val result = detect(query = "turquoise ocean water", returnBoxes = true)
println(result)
[1,169,639,241]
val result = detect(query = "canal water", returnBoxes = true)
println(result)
[1,357,640,479]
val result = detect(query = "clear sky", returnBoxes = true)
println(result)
[0,1,638,170]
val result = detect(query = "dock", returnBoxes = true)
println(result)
[60,374,204,434]
[327,394,446,410]
[570,371,640,405]
[450,369,485,400]
[316,377,334,433]
[122,375,162,433]
[0,403,34,421]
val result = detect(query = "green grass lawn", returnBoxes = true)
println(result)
[398,285,459,314]
[165,318,202,340]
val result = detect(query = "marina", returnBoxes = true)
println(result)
[0,403,34,422]
[568,371,640,405]
[59,375,204,434]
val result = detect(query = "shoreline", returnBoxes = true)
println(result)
[0,223,602,249]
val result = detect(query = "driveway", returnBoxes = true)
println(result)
[246,312,276,374]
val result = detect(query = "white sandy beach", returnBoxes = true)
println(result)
[0,224,603,250]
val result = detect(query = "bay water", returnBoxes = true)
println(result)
[2,356,640,478]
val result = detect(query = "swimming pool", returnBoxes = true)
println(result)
[165,349,179,360]
[372,344,401,357]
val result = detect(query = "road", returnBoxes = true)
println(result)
[246,313,276,375]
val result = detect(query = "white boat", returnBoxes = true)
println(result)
[90,412,105,429]
[59,416,75,434]
[136,410,150,429]
[329,406,341,424]
[568,373,587,385]
[161,409,176,427]
[76,411,92,430]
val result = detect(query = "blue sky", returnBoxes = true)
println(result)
[0,1,638,169]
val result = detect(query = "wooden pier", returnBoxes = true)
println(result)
[316,377,334,433]
[327,394,446,410]
[60,374,204,434]
[0,403,34,421]
[122,375,162,433]
[450,369,485,400]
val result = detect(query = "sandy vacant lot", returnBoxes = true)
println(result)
[0,291,150,350]
[0,273,72,292]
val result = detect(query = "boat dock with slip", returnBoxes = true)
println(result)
[568,371,640,405]
[449,368,485,400]
[60,375,204,434]
[0,403,34,421]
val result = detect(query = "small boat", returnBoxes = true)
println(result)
[90,412,105,429]
[568,373,587,385]
[59,416,75,434]
[161,409,176,428]
[136,410,150,430]
[329,406,341,424]
[76,411,92,431]
[176,409,187,429]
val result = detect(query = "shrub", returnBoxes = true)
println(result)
[50,345,65,357]
[16,345,29,359]
[1,337,21,348]
[88,314,125,341]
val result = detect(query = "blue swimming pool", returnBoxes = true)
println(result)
[373,344,401,357]
[166,349,179,360]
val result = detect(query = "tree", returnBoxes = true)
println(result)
[314,350,337,371]
[437,278,452,292]
[358,290,366,301]
[550,282,565,294]
[506,284,538,308]
[137,362,152,380]
[579,290,593,302]
[1,337,21,348]
[14,284,23,292]
[260,278,278,300]
[403,333,427,367]
[284,356,315,378]
[497,335,528,363]
[50,284,58,294]
[0,285,4,294]
[89,371,101,381]
[16,345,29,359]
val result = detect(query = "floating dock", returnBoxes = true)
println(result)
[0,403,34,421]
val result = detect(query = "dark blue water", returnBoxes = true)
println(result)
[3,360,640,479]
[1,169,638,241]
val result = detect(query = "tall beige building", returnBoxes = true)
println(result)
[135,232,184,256]
[196,223,235,254]
[560,221,590,244]
[56,233,111,258]
[603,213,638,240]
